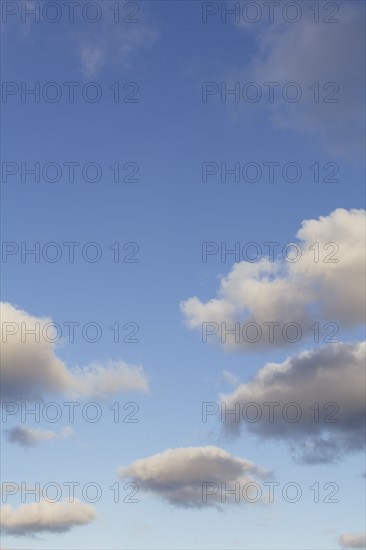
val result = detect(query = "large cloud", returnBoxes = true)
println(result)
[181,209,365,350]
[0,499,96,535]
[5,426,74,448]
[338,532,366,548]
[0,302,148,401]
[236,1,365,160]
[219,341,365,463]
[119,445,270,508]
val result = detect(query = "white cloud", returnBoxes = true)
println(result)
[181,208,365,350]
[0,499,96,535]
[10,1,158,78]
[236,1,365,160]
[222,370,241,387]
[68,361,148,399]
[219,341,365,463]
[77,21,158,77]
[0,302,149,401]
[6,426,74,447]
[79,44,106,77]
[119,445,270,507]
[74,4,158,77]
[339,532,366,548]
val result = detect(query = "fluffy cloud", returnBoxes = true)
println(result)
[237,1,365,160]
[181,209,365,350]
[339,532,366,548]
[0,302,148,401]
[219,341,365,463]
[119,445,270,508]
[0,499,96,535]
[6,426,74,447]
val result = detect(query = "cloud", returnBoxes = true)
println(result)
[79,44,106,77]
[235,1,365,160]
[5,426,74,448]
[9,1,158,78]
[222,370,241,387]
[68,361,148,398]
[72,3,158,77]
[77,21,158,77]
[339,532,366,548]
[0,302,149,401]
[0,499,96,536]
[119,445,270,508]
[219,341,365,463]
[181,208,365,350]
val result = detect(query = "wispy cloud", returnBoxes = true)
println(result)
[232,1,365,160]
[6,426,74,448]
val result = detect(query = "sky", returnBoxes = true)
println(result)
[0,0,365,549]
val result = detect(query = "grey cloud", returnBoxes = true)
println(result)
[5,426,74,448]
[0,302,149,402]
[119,445,270,508]
[237,1,365,160]
[219,341,365,463]
[0,499,96,536]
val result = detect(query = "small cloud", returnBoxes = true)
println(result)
[338,532,366,548]
[0,499,96,536]
[119,445,270,508]
[68,361,148,399]
[75,6,159,76]
[79,44,106,77]
[6,426,74,448]
[222,370,241,387]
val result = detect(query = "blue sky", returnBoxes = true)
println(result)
[1,1,365,549]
